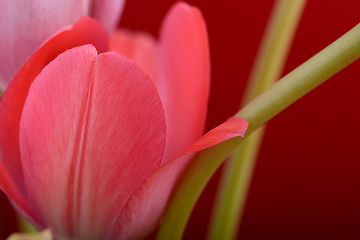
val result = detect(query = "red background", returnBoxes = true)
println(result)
[1,0,360,239]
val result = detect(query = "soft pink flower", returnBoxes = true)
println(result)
[0,0,125,89]
[0,3,248,239]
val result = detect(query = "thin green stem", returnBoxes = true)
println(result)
[242,0,306,104]
[208,1,306,239]
[156,22,360,240]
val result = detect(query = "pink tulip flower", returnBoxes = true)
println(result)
[0,0,125,90]
[0,2,248,239]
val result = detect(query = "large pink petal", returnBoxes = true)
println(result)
[0,0,92,88]
[112,117,248,240]
[0,17,107,225]
[110,30,158,85]
[19,45,166,239]
[90,0,126,33]
[158,2,211,163]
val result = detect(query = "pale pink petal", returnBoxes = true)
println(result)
[112,117,248,240]
[110,29,158,85]
[158,2,211,163]
[19,45,166,239]
[0,17,107,198]
[0,0,92,88]
[90,0,126,33]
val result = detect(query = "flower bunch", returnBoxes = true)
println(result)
[0,1,247,239]
[2,1,360,239]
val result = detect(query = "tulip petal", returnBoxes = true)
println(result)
[110,30,158,85]
[158,2,210,163]
[112,117,248,240]
[90,0,126,33]
[19,45,166,239]
[0,0,92,88]
[0,17,107,226]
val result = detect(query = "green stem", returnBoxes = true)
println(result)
[208,1,306,239]
[18,215,37,233]
[156,22,360,240]
[209,127,265,240]
[242,0,306,104]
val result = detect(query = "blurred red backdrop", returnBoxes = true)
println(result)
[1,0,360,239]
[0,192,18,239]
[120,0,360,239]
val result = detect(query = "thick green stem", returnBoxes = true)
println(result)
[236,22,360,129]
[156,22,360,240]
[208,1,306,239]
[209,127,265,240]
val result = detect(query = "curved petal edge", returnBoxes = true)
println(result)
[112,117,248,240]
[159,2,211,164]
